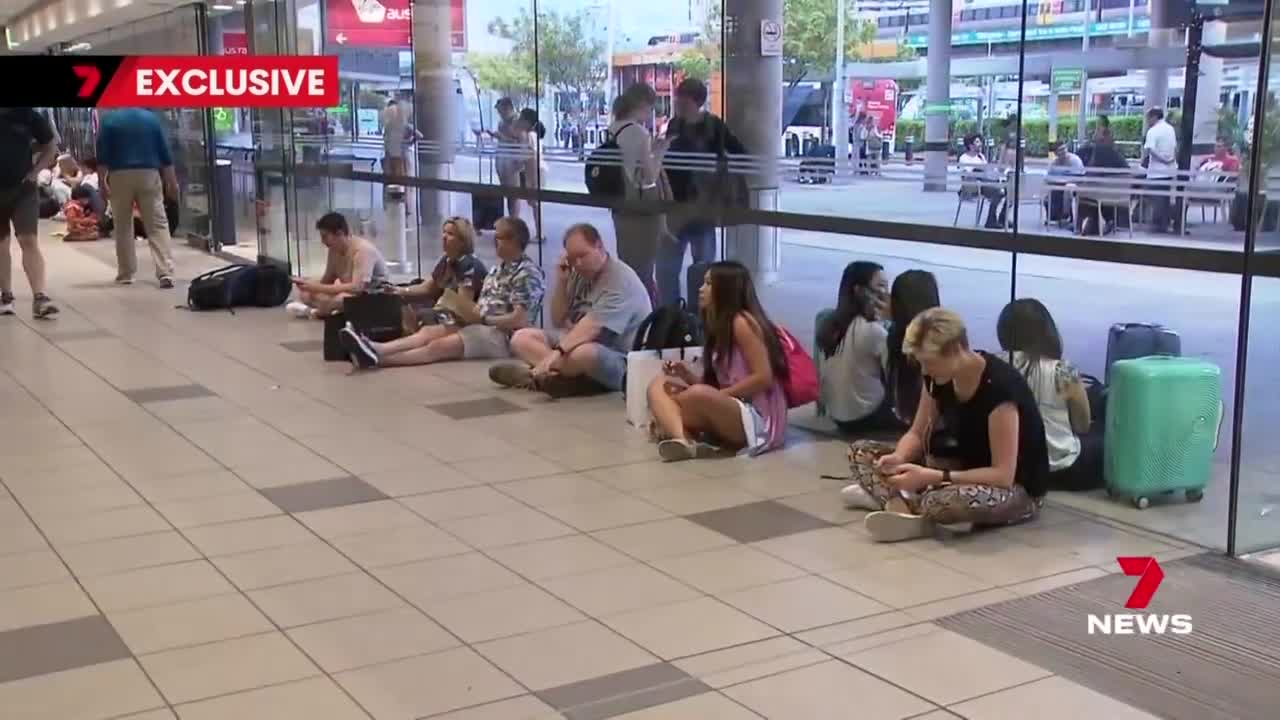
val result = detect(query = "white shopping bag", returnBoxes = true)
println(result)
[625,347,703,429]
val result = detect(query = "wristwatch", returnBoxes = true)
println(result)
[942,469,952,484]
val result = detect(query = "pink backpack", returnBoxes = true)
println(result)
[777,327,818,408]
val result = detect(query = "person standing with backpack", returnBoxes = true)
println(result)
[606,83,671,304]
[658,79,747,308]
[0,108,60,318]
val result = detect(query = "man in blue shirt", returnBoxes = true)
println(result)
[97,109,178,288]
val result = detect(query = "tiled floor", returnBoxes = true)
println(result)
[0,234,1223,719]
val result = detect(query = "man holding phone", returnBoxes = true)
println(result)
[0,107,59,318]
[286,212,389,318]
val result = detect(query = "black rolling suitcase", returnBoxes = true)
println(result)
[472,144,505,231]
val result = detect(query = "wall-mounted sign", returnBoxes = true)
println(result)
[222,31,248,55]
[760,19,782,57]
[325,0,466,51]
[1051,68,1083,93]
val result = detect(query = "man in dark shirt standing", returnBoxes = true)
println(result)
[658,79,747,307]
[97,108,178,288]
[0,108,59,318]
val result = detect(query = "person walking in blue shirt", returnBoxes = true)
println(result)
[97,109,178,287]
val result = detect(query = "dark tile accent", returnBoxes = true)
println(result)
[0,615,132,684]
[259,476,389,514]
[426,397,527,420]
[280,340,326,353]
[122,384,216,404]
[684,500,833,544]
[536,662,710,720]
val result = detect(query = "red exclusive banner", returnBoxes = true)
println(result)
[56,56,341,108]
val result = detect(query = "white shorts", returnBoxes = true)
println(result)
[732,399,771,457]
[458,324,511,360]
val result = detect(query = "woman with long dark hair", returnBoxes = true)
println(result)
[997,298,1101,491]
[885,269,941,425]
[817,261,897,434]
[647,261,789,461]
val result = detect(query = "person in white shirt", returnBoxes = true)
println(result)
[607,83,672,302]
[1142,107,1178,233]
[817,261,897,434]
[382,99,408,177]
[996,298,1102,491]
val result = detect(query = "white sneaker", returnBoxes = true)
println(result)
[864,511,933,543]
[285,301,311,319]
[0,293,15,315]
[841,483,881,511]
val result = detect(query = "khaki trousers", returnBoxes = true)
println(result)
[108,168,175,281]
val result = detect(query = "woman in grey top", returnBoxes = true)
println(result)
[607,83,672,304]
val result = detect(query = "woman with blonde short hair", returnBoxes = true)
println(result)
[843,307,1050,543]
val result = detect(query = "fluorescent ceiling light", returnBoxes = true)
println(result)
[211,3,235,8]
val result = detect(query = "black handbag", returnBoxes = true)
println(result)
[342,290,404,343]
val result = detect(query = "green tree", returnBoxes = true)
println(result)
[489,9,607,128]
[783,0,877,86]
[465,52,535,108]
[675,49,713,83]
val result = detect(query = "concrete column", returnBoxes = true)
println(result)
[1145,0,1171,111]
[923,0,951,192]
[1047,86,1059,144]
[1192,20,1227,159]
[723,0,783,280]
[413,0,457,266]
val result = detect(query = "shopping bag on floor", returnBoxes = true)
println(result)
[625,347,703,430]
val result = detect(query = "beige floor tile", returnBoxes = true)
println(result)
[439,507,577,549]
[823,555,995,609]
[119,710,178,720]
[155,491,282,529]
[723,660,933,720]
[180,515,315,557]
[375,552,525,606]
[248,572,404,628]
[0,510,48,556]
[903,588,1021,622]
[298,431,438,475]
[583,461,703,493]
[83,560,236,613]
[107,592,274,655]
[20,483,143,518]
[0,658,165,720]
[752,526,908,573]
[496,473,622,508]
[1014,520,1177,566]
[476,620,658,690]
[453,451,569,484]
[776,489,871,525]
[359,464,482,497]
[60,531,200,579]
[602,596,780,660]
[336,647,524,719]
[538,562,701,617]
[591,518,737,561]
[39,504,171,547]
[671,636,828,689]
[398,486,526,523]
[212,540,358,590]
[950,675,1161,720]
[844,628,1051,705]
[295,499,424,540]
[533,442,655,472]
[720,575,889,633]
[0,549,71,591]
[631,479,760,515]
[329,522,470,569]
[1004,567,1110,597]
[728,468,834,499]
[653,545,808,594]
[612,692,761,720]
[915,542,1091,587]
[0,580,97,632]
[127,470,251,503]
[173,676,369,720]
[422,583,585,643]
[426,695,557,720]
[233,454,349,489]
[139,631,321,705]
[487,534,634,581]
[286,606,459,673]
[821,622,942,658]
[539,494,673,533]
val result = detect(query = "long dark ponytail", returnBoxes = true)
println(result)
[701,261,789,386]
[817,261,883,358]
[886,270,940,421]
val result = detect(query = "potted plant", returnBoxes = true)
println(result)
[1232,92,1280,233]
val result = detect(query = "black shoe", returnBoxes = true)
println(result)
[338,323,378,369]
[158,276,175,289]
[536,373,609,399]
[32,294,58,319]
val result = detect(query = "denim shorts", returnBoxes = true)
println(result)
[544,329,627,391]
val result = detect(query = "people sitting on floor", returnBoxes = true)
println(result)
[62,186,100,242]
[489,222,651,398]
[396,216,487,332]
[817,261,898,435]
[997,299,1102,491]
[340,217,544,370]
[287,212,389,318]
[843,307,1050,543]
[885,269,941,427]
[647,261,789,461]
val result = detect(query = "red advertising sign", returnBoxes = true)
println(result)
[325,0,465,51]
[222,31,248,55]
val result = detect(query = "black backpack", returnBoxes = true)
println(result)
[187,263,291,311]
[632,300,702,352]
[584,123,634,198]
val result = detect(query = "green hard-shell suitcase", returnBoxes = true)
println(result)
[1104,356,1223,509]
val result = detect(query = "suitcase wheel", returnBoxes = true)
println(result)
[1133,496,1150,510]
[1186,488,1204,503]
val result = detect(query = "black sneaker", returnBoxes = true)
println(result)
[158,276,175,289]
[0,291,14,316]
[32,294,58,319]
[338,323,378,369]
[536,373,608,399]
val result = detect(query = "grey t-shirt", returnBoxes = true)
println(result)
[565,256,653,351]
